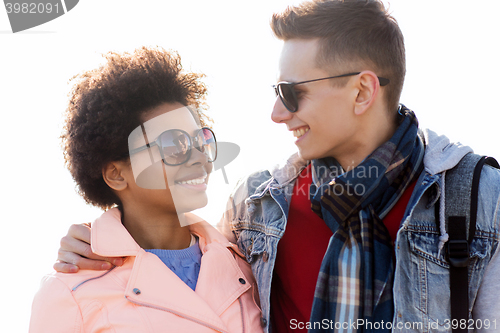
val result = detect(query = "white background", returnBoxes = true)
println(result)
[1,1,499,331]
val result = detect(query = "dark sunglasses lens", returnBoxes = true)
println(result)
[197,128,217,162]
[278,84,298,112]
[160,130,190,165]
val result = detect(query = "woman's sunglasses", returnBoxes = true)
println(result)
[129,127,217,166]
[273,72,390,113]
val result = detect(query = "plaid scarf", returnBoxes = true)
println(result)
[308,106,424,332]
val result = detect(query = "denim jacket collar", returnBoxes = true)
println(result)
[247,153,308,203]
[270,152,308,187]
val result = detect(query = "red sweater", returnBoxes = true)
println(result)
[270,164,416,332]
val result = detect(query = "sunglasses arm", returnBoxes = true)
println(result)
[128,140,158,156]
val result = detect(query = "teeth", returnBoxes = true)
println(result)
[293,127,310,138]
[178,176,206,185]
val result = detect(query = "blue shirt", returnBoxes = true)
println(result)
[145,238,202,291]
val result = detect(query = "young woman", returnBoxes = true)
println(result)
[29,47,263,333]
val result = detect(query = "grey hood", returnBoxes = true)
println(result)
[422,128,474,253]
[422,128,473,175]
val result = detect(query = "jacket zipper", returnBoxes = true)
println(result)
[72,266,116,291]
[125,296,228,333]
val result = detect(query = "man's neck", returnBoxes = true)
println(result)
[336,113,398,170]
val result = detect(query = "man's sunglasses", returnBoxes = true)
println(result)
[273,72,390,113]
[129,127,217,166]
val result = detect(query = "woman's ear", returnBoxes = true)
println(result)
[354,71,380,115]
[102,161,129,191]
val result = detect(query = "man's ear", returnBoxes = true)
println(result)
[102,161,129,191]
[353,71,380,115]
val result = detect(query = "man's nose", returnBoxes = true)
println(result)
[271,96,293,124]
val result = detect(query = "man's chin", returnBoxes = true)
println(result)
[297,148,320,161]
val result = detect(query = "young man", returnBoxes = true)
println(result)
[55,1,500,332]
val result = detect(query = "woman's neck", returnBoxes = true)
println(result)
[120,205,191,250]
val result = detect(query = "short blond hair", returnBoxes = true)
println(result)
[271,0,405,113]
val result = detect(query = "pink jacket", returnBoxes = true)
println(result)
[29,208,264,333]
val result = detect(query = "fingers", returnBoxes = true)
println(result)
[53,256,125,273]
[59,233,98,260]
[53,261,80,273]
[55,223,125,273]
[54,252,113,271]
[60,223,114,261]
[67,223,91,244]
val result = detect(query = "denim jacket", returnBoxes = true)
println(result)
[219,129,500,333]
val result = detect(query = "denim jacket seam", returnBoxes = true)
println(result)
[492,175,500,233]
[400,172,440,231]
[231,223,283,238]
[231,222,267,233]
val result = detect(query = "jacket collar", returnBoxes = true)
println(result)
[270,152,308,186]
[90,208,250,332]
[91,208,141,257]
[91,208,243,258]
